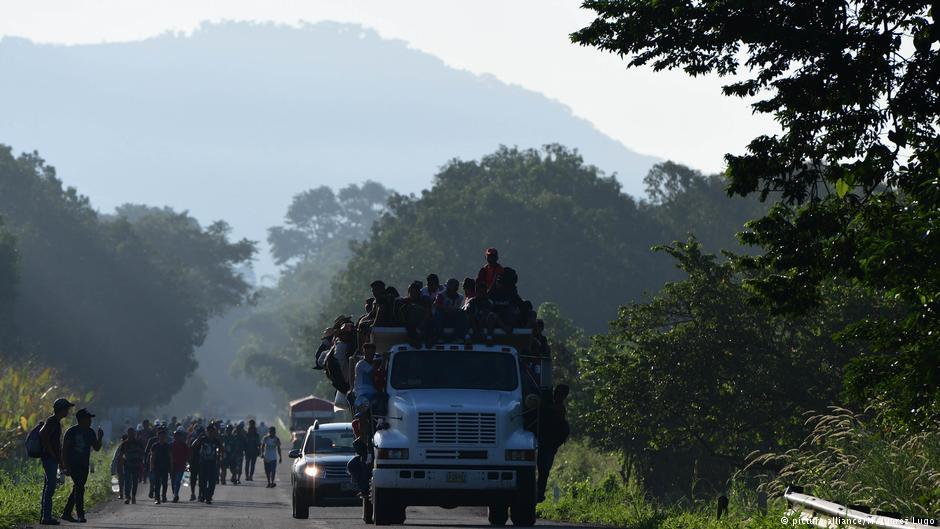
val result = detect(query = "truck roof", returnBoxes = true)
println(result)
[370,326,533,354]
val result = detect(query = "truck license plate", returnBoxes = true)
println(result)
[446,472,465,483]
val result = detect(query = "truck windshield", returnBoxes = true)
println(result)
[390,350,518,391]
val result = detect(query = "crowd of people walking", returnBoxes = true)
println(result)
[29,401,281,525]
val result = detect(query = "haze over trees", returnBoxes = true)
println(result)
[0,146,255,407]
[0,21,660,275]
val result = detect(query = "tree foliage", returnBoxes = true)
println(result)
[267,181,391,266]
[0,146,255,406]
[580,239,881,474]
[574,0,940,427]
[0,217,17,352]
[235,182,391,401]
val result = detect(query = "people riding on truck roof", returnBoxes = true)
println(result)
[398,281,431,346]
[428,278,471,344]
[476,247,505,290]
[462,277,476,305]
[485,267,524,337]
[420,274,444,300]
[465,280,492,339]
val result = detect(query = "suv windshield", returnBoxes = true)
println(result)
[390,350,518,391]
[304,429,356,455]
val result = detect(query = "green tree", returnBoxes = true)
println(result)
[267,181,391,266]
[0,146,254,406]
[323,145,669,332]
[0,216,17,351]
[580,239,881,496]
[574,1,940,427]
[234,182,391,401]
[113,204,256,317]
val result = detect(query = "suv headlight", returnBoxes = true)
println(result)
[376,448,409,460]
[505,449,535,461]
[303,464,319,477]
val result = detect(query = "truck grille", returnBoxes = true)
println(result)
[417,412,497,445]
[320,461,348,479]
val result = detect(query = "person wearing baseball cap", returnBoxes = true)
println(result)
[476,247,505,290]
[61,409,104,523]
[38,397,74,525]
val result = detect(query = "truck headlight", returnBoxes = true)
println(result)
[505,449,535,461]
[376,448,409,460]
[303,464,319,477]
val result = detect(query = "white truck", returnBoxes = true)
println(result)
[354,327,548,526]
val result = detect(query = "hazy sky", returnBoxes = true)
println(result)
[0,0,777,174]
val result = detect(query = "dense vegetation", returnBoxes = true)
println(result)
[235,146,765,403]
[0,146,255,407]
[574,0,939,431]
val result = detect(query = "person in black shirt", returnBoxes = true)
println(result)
[38,397,74,525]
[536,385,570,502]
[244,420,260,481]
[149,429,171,504]
[191,424,223,504]
[60,408,102,523]
[120,428,146,504]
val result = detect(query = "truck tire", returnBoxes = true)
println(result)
[363,495,374,524]
[488,504,509,525]
[372,486,401,526]
[510,468,537,526]
[292,486,310,519]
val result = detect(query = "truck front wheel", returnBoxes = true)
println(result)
[510,469,537,526]
[488,504,509,525]
[372,487,405,525]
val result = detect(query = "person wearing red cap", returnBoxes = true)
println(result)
[476,248,505,290]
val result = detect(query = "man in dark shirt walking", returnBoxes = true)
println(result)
[120,428,146,504]
[191,424,223,504]
[149,429,171,504]
[61,409,103,523]
[244,420,260,481]
[38,397,74,525]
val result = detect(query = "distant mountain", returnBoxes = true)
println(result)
[0,21,660,276]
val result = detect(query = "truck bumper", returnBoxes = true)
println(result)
[372,466,534,506]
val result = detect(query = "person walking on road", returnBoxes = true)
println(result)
[244,420,260,481]
[260,426,282,488]
[111,433,127,500]
[38,397,74,525]
[149,429,171,504]
[192,424,223,504]
[120,427,145,505]
[61,409,104,523]
[170,428,189,503]
[187,425,204,501]
[229,422,246,485]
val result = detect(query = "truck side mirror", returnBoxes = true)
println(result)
[288,449,302,458]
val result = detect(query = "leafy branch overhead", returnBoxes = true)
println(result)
[574,0,940,427]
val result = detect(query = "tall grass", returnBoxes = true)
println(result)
[537,440,785,528]
[0,449,113,529]
[0,361,88,459]
[746,407,940,516]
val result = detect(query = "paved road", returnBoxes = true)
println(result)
[36,462,598,529]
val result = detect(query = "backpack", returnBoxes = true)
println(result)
[25,421,45,459]
[325,349,350,394]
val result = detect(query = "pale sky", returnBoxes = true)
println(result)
[0,0,777,174]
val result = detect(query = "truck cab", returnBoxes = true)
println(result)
[360,328,543,526]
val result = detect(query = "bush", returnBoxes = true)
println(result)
[0,449,112,528]
[747,407,940,517]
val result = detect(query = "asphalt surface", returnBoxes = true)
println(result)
[32,461,601,529]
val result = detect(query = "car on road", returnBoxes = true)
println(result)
[289,421,360,518]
